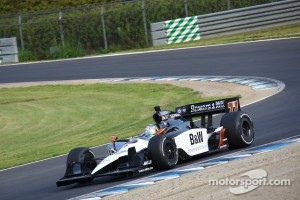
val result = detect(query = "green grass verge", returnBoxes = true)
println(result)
[0,83,229,169]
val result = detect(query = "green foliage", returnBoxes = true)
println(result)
[47,43,85,59]
[19,49,38,62]
[0,0,281,61]
[0,0,115,15]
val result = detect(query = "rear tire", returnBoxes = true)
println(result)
[148,135,178,170]
[220,111,254,149]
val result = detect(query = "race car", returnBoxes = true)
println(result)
[56,97,254,187]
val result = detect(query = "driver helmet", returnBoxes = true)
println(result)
[143,124,158,138]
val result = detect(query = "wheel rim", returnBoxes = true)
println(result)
[165,143,175,159]
[241,120,253,144]
[83,152,96,171]
[242,121,251,137]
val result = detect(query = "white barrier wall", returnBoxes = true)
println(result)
[0,37,19,64]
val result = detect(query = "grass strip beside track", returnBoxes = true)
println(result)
[0,83,227,170]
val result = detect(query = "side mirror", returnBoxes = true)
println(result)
[154,106,161,112]
[110,135,118,142]
[155,127,167,135]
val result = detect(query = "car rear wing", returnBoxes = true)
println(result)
[175,97,240,118]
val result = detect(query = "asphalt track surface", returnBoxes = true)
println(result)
[0,38,299,200]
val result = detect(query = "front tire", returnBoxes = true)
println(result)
[220,111,254,149]
[65,147,97,177]
[148,135,178,170]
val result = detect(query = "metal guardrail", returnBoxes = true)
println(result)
[0,37,18,64]
[151,0,300,46]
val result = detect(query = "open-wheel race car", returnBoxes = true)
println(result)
[56,97,254,187]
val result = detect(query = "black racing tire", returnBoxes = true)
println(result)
[66,147,97,175]
[148,135,178,170]
[220,111,254,149]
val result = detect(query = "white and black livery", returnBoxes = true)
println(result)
[56,97,254,187]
